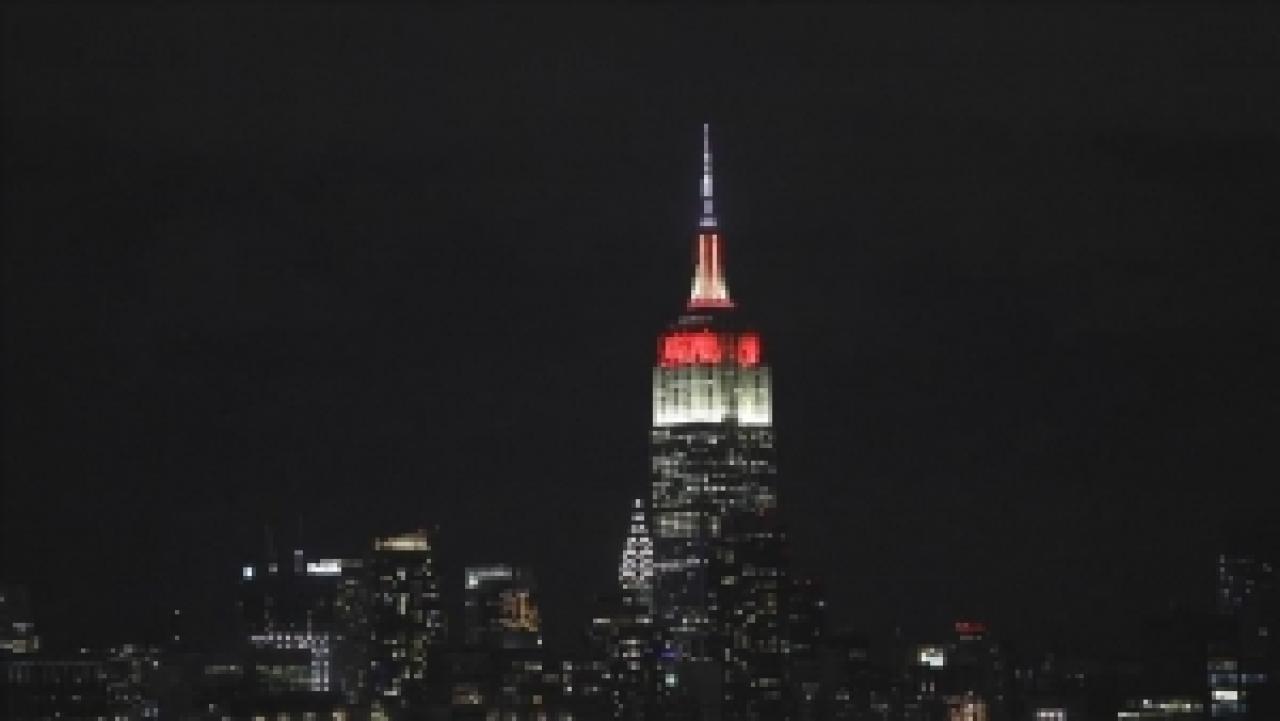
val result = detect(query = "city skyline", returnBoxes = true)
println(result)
[4,2,1279,672]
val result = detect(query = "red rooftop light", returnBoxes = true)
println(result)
[954,621,987,636]
[659,331,761,368]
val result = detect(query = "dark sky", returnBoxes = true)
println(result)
[3,5,1278,657]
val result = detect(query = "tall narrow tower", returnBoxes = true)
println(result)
[647,124,788,720]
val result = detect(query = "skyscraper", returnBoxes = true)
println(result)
[598,499,661,719]
[238,546,368,712]
[645,124,788,720]
[1208,552,1278,720]
[0,585,39,656]
[457,565,551,717]
[463,565,542,651]
[368,529,446,715]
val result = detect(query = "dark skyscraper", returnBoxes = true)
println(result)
[463,565,542,651]
[0,585,39,657]
[457,564,550,716]
[1209,552,1278,720]
[238,547,369,712]
[644,124,788,720]
[368,529,446,715]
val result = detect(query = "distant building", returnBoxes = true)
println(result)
[593,499,659,719]
[904,640,949,721]
[1007,651,1092,721]
[899,622,1010,721]
[3,655,114,720]
[1208,552,1278,720]
[103,643,165,719]
[2,642,170,721]
[368,528,446,714]
[452,564,556,718]
[1117,696,1206,720]
[558,654,611,719]
[785,575,826,720]
[0,585,40,656]
[818,629,893,720]
[948,621,1008,719]
[238,545,369,715]
[464,565,541,651]
[947,692,990,721]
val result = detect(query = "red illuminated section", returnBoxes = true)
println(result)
[659,331,761,367]
[954,621,987,639]
[737,333,760,365]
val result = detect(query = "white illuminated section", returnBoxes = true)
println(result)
[917,646,946,668]
[1212,690,1240,702]
[652,365,771,427]
[466,565,514,590]
[241,565,254,579]
[1139,698,1203,712]
[306,560,343,576]
[248,631,332,693]
[619,498,655,591]
[374,530,430,552]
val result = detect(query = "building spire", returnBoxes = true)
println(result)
[700,122,717,229]
[689,123,733,309]
[619,497,654,593]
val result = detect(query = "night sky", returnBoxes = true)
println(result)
[3,5,1279,658]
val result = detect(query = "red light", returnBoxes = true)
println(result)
[954,621,986,636]
[659,331,762,367]
[737,333,760,366]
[660,331,722,366]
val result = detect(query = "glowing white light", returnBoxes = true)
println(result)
[242,566,255,579]
[374,531,430,552]
[466,565,514,590]
[917,646,946,668]
[306,560,342,576]
[652,365,771,427]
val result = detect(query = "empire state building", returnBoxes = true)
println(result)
[622,124,789,720]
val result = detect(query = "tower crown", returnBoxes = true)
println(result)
[688,123,733,310]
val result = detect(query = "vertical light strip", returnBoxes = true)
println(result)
[710,234,719,293]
